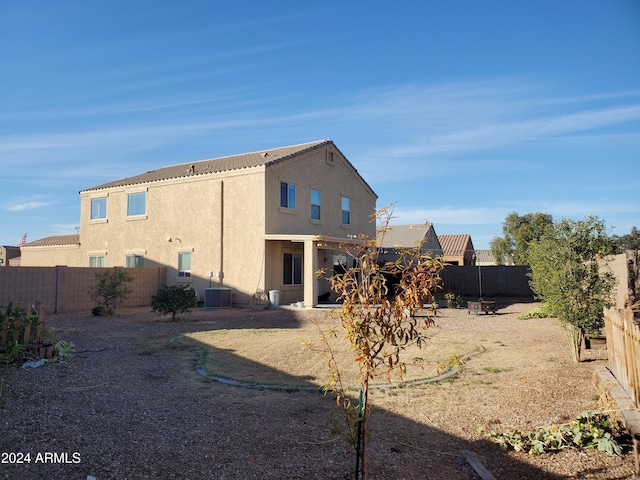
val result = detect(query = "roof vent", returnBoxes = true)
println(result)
[262,152,269,157]
[188,164,195,174]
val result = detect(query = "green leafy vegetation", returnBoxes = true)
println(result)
[515,303,554,320]
[612,226,640,253]
[1,303,43,364]
[53,340,76,362]
[151,284,197,321]
[527,216,617,361]
[490,212,553,265]
[1,302,74,365]
[487,410,622,456]
[89,270,133,311]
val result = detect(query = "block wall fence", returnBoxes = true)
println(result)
[1,264,534,314]
[0,266,166,314]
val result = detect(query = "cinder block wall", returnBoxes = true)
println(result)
[0,267,166,314]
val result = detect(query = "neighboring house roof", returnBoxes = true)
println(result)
[378,224,434,249]
[81,139,374,194]
[22,234,80,248]
[474,249,496,264]
[438,234,474,256]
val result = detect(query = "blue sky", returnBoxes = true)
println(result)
[1,1,639,249]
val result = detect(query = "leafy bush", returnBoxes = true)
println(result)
[53,340,76,362]
[151,285,197,321]
[488,410,622,455]
[527,216,616,361]
[89,271,133,310]
[91,305,113,316]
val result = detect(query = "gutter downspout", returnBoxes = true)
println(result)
[218,181,224,287]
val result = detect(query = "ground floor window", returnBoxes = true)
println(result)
[89,255,105,267]
[283,252,302,285]
[126,254,145,268]
[178,252,191,277]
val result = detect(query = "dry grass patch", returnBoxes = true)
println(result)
[179,316,480,388]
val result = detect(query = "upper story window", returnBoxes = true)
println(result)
[90,197,107,220]
[127,192,146,217]
[178,252,191,277]
[126,255,145,268]
[341,196,351,225]
[280,182,296,210]
[310,189,321,220]
[89,255,105,267]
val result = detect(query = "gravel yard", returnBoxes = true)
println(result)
[1,301,637,479]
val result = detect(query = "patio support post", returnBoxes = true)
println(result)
[303,239,318,307]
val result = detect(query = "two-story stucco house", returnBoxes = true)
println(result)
[20,140,377,307]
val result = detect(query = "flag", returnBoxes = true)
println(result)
[17,233,27,247]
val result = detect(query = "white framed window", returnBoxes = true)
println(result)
[310,189,321,220]
[126,254,145,268]
[178,252,191,277]
[280,182,296,209]
[127,192,146,216]
[341,196,351,225]
[90,197,107,220]
[283,252,302,285]
[89,255,105,267]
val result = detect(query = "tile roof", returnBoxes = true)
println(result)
[81,140,344,192]
[378,224,433,248]
[21,234,80,248]
[474,249,496,264]
[438,234,474,256]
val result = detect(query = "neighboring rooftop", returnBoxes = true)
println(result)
[474,249,496,264]
[81,140,364,192]
[22,234,80,248]
[438,234,474,256]
[378,224,434,249]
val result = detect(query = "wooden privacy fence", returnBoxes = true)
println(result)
[605,308,640,406]
[601,251,640,473]
[604,251,640,407]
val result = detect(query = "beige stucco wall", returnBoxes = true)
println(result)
[20,245,83,267]
[20,143,376,307]
[0,246,21,267]
[265,145,376,238]
[72,168,267,305]
[263,145,376,304]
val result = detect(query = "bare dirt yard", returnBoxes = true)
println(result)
[1,300,638,479]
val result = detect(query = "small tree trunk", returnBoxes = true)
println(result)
[357,383,369,480]
[567,324,583,362]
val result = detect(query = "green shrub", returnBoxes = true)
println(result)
[516,303,554,320]
[89,271,133,310]
[151,285,197,321]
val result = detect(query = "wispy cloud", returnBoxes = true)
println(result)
[2,77,639,189]
[348,87,640,158]
[6,200,55,212]
[391,206,509,226]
